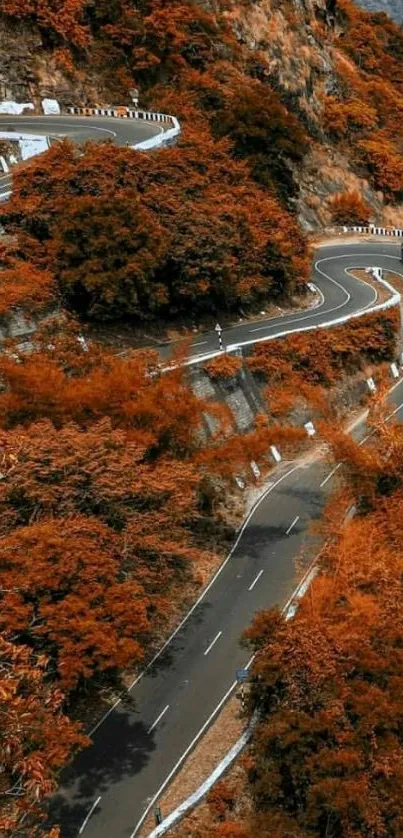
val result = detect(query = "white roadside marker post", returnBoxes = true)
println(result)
[367,377,377,394]
[250,461,260,479]
[215,322,224,352]
[304,421,316,437]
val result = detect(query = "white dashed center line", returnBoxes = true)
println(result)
[320,462,341,488]
[248,569,264,591]
[147,705,170,735]
[286,515,300,535]
[204,631,222,656]
[79,796,102,834]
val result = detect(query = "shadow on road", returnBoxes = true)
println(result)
[49,712,155,838]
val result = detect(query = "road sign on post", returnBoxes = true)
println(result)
[215,322,224,352]
[154,805,162,826]
[236,669,249,682]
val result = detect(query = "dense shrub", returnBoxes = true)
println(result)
[204,354,242,380]
[330,190,371,225]
[1,138,310,322]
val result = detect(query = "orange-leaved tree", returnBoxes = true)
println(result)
[1,135,310,322]
[0,516,152,690]
[330,190,371,225]
[0,635,86,837]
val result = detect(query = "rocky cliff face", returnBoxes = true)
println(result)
[222,0,398,229]
[0,0,402,232]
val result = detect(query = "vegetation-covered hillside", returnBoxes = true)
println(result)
[175,408,403,838]
[0,1,403,326]
[0,2,403,836]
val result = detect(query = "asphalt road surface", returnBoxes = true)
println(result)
[46,241,403,838]
[0,114,165,197]
[178,242,402,362]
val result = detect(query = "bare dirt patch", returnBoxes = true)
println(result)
[350,268,392,305]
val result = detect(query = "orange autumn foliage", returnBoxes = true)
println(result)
[0,259,56,316]
[0,0,90,47]
[0,636,86,837]
[323,95,378,139]
[1,137,309,322]
[320,2,403,199]
[247,309,398,419]
[204,354,242,381]
[0,1,403,833]
[358,134,403,197]
[330,190,372,225]
[337,1,403,93]
[0,516,154,690]
[1,0,402,209]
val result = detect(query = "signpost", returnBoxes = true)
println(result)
[236,669,249,710]
[236,669,249,682]
[215,322,224,352]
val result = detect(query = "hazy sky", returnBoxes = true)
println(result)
[355,0,402,23]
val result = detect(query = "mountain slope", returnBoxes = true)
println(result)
[0,0,402,233]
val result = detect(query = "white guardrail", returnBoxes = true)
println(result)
[330,225,403,237]
[66,107,181,150]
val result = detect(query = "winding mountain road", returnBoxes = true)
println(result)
[47,241,403,838]
[180,243,402,363]
[2,114,402,838]
[0,113,166,198]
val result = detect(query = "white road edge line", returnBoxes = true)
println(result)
[147,705,170,735]
[286,515,299,535]
[248,570,264,591]
[204,631,222,656]
[88,463,301,737]
[78,796,101,835]
[386,402,403,422]
[134,378,403,837]
[130,653,255,838]
[249,259,379,336]
[247,282,325,336]
[88,364,403,738]
[320,463,341,488]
